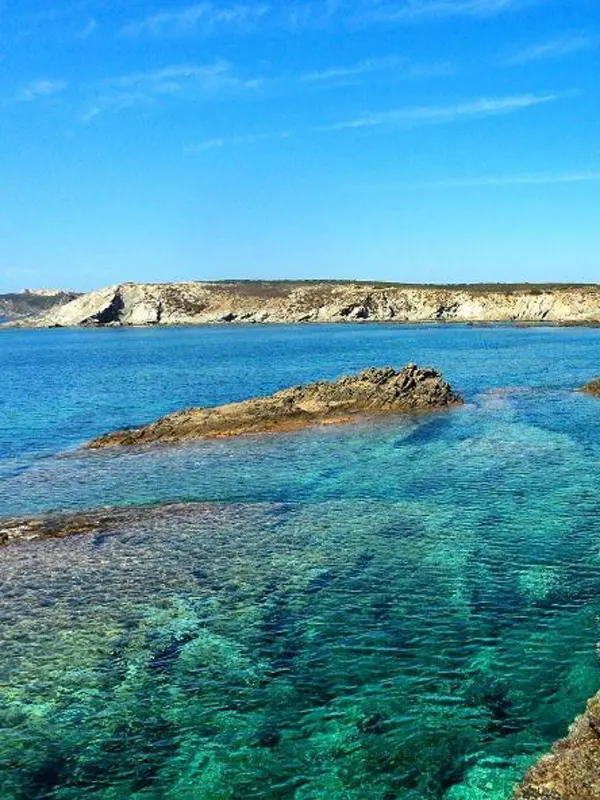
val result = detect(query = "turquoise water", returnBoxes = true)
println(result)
[2,324,600,798]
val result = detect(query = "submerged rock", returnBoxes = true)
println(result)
[86,364,463,448]
[513,692,600,799]
[0,503,212,546]
[581,379,600,397]
[0,507,138,546]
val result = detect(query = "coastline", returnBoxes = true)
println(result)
[4,319,600,331]
[6,281,600,328]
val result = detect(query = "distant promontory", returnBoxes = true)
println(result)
[7,281,600,327]
[0,289,79,321]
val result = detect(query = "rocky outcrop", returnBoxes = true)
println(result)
[581,379,600,397]
[0,508,130,546]
[88,364,463,448]
[514,692,600,799]
[9,281,600,327]
[0,503,209,546]
[0,290,79,321]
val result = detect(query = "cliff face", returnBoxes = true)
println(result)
[13,281,600,327]
[0,291,79,321]
[514,691,600,799]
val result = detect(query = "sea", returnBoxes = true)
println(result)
[2,323,600,799]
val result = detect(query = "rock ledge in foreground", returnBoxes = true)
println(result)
[88,364,463,449]
[514,691,600,799]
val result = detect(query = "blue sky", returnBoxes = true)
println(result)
[1,0,598,291]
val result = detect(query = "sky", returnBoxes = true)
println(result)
[0,0,599,292]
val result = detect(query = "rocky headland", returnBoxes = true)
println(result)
[514,691,600,799]
[88,364,462,448]
[9,281,600,327]
[0,290,79,321]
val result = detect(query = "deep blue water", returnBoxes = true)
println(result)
[2,324,600,799]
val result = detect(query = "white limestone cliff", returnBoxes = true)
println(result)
[12,281,600,327]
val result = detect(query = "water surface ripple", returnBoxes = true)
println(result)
[2,324,600,799]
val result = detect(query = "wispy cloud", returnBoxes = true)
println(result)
[14,3,101,42]
[396,171,600,188]
[407,62,456,77]
[189,138,229,151]
[78,18,98,39]
[501,35,596,65]
[186,130,292,152]
[358,0,538,23]
[119,0,546,38]
[107,62,262,93]
[301,56,402,83]
[85,61,262,120]
[328,92,564,130]
[121,2,269,37]
[19,79,68,102]
[186,90,569,152]
[302,56,455,84]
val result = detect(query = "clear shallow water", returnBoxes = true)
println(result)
[2,324,600,799]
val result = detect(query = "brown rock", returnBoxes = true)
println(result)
[514,692,600,800]
[0,503,212,546]
[0,510,119,546]
[581,379,600,396]
[87,364,463,449]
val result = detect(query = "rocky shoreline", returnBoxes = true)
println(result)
[87,364,463,448]
[513,692,600,799]
[8,281,600,327]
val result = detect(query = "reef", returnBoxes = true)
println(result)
[0,502,215,547]
[86,364,463,448]
[514,691,600,799]
[1,505,159,546]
